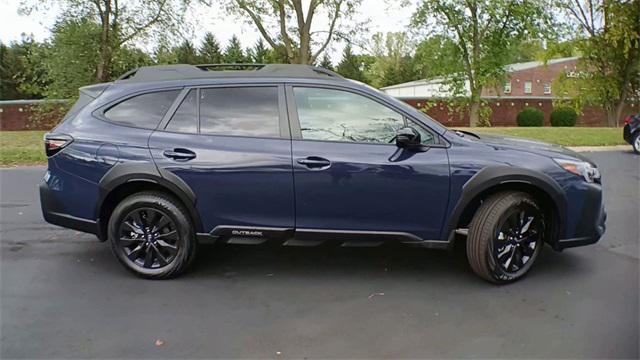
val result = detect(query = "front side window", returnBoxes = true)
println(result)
[104,90,180,129]
[293,87,434,144]
[199,87,280,137]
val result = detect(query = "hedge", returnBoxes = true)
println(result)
[550,106,578,127]
[516,107,544,127]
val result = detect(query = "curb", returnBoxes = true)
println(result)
[567,145,632,152]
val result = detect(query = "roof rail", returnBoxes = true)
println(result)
[115,63,345,83]
[196,64,265,71]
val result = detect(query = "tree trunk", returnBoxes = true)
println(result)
[469,101,480,127]
[606,100,626,127]
[96,2,111,83]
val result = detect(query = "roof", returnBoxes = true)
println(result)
[117,64,345,83]
[381,57,579,90]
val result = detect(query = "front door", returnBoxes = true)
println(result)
[149,85,295,235]
[287,85,450,241]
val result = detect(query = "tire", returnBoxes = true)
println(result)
[632,132,640,154]
[108,191,197,279]
[466,191,544,284]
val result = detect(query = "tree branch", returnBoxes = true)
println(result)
[310,0,341,63]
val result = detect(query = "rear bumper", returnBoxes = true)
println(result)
[40,176,99,236]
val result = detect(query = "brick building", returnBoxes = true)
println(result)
[382,57,638,127]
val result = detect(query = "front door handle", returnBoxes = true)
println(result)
[297,156,331,169]
[163,148,196,161]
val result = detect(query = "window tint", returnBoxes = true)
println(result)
[166,90,197,133]
[104,90,180,129]
[199,87,280,137]
[293,87,434,144]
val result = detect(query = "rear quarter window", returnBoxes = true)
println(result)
[104,90,180,129]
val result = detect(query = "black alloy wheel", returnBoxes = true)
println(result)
[117,207,179,269]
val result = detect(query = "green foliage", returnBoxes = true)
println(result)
[249,39,269,63]
[318,53,334,70]
[199,33,223,64]
[224,35,246,63]
[336,45,368,83]
[367,32,416,88]
[174,40,199,64]
[44,17,102,99]
[517,107,545,127]
[413,35,463,79]
[550,106,577,127]
[0,38,50,99]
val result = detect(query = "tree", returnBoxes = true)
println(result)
[174,40,199,64]
[554,0,640,127]
[250,38,270,63]
[336,44,367,82]
[22,0,189,82]
[224,0,362,64]
[199,32,223,64]
[0,37,49,99]
[318,53,334,70]
[367,32,416,88]
[224,35,246,63]
[413,35,464,80]
[412,0,551,126]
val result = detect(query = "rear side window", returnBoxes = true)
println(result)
[199,87,280,137]
[166,90,197,133]
[104,90,180,129]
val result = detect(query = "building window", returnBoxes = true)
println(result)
[504,82,512,94]
[543,83,551,94]
[524,81,532,94]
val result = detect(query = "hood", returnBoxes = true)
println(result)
[459,131,594,164]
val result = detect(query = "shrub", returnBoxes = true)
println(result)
[550,106,577,127]
[516,107,544,127]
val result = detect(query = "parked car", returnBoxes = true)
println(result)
[623,114,640,154]
[39,64,606,283]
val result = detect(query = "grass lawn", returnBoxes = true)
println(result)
[0,130,47,166]
[458,127,625,147]
[0,127,626,166]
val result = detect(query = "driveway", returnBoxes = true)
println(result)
[1,150,638,358]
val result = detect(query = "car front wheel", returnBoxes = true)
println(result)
[108,191,197,279]
[632,132,640,154]
[466,191,544,284]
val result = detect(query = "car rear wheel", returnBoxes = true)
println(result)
[467,191,544,284]
[632,132,640,154]
[108,191,197,279]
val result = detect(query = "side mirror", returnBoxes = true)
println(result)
[395,127,421,148]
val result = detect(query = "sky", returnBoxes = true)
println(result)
[0,0,413,63]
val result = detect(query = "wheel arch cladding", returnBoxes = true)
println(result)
[445,166,567,246]
[96,163,203,241]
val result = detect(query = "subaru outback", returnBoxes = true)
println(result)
[39,64,606,283]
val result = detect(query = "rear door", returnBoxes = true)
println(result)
[149,84,295,237]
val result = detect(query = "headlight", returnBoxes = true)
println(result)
[553,158,600,183]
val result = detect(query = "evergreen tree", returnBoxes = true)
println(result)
[199,32,222,64]
[251,39,270,63]
[336,45,366,82]
[318,53,333,70]
[174,40,199,64]
[223,35,246,63]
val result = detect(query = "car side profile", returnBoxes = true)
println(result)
[40,64,606,283]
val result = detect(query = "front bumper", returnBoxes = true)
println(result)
[40,175,99,236]
[556,182,606,250]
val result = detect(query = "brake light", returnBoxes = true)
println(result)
[624,116,632,125]
[44,134,73,157]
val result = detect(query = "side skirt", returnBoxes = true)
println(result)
[202,225,450,249]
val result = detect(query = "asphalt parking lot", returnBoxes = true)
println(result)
[1,150,638,358]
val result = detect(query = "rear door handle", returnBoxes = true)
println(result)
[163,148,196,161]
[297,156,331,169]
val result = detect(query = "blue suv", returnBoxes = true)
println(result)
[39,64,606,283]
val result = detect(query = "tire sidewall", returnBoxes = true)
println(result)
[633,133,640,154]
[487,197,544,283]
[108,193,194,278]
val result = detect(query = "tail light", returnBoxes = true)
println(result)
[624,116,633,125]
[44,133,73,157]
